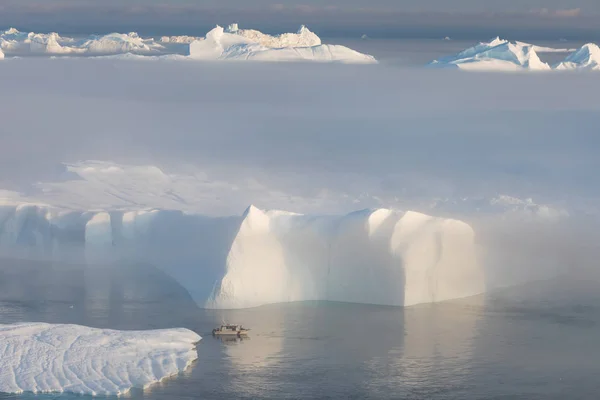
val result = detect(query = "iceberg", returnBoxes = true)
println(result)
[0,28,81,55]
[0,198,484,309]
[207,205,483,309]
[160,35,202,44]
[81,32,164,55]
[555,43,600,70]
[0,322,200,396]
[429,37,551,71]
[0,28,164,56]
[224,23,322,48]
[189,25,377,64]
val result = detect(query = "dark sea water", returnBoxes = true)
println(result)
[1,259,600,400]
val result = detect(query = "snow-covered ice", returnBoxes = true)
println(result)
[189,25,377,63]
[0,322,200,396]
[555,43,600,70]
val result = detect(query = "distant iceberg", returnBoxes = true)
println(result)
[81,32,164,55]
[0,322,200,396]
[428,37,551,71]
[189,25,377,64]
[555,43,600,70]
[0,28,164,56]
[160,35,202,44]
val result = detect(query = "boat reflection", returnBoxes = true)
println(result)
[216,335,251,345]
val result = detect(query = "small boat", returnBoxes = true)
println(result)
[212,324,250,337]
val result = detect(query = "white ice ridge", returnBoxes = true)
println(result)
[0,201,484,309]
[189,25,377,63]
[428,37,551,71]
[0,28,164,56]
[555,43,600,70]
[0,323,201,396]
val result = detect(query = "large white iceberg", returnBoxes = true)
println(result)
[189,25,377,64]
[0,198,484,309]
[206,205,483,309]
[555,43,600,70]
[429,37,550,71]
[0,322,200,395]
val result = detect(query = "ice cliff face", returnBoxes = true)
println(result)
[0,203,483,309]
[189,25,377,64]
[209,206,482,308]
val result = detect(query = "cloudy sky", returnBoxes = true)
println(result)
[0,0,598,39]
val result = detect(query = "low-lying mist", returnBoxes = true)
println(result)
[1,58,599,306]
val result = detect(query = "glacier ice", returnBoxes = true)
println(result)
[555,43,600,70]
[0,199,484,309]
[189,25,377,64]
[0,322,200,396]
[429,37,550,71]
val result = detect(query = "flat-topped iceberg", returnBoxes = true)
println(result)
[0,199,484,309]
[429,37,550,71]
[189,25,377,64]
[555,43,600,70]
[0,322,200,396]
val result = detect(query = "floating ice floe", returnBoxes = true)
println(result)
[0,322,200,396]
[189,24,377,63]
[555,43,600,70]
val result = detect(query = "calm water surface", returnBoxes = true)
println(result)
[1,260,599,399]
